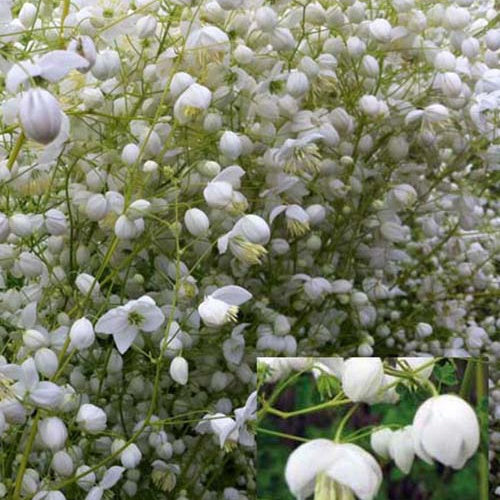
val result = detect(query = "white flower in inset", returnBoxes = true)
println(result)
[198,286,252,327]
[371,426,415,474]
[95,296,165,354]
[412,394,480,469]
[388,426,415,474]
[285,439,382,500]
[341,358,384,403]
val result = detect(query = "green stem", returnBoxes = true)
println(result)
[266,398,350,420]
[257,427,309,443]
[334,404,359,442]
[7,132,25,171]
[12,413,40,499]
[459,359,475,398]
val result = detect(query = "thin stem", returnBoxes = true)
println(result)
[7,132,25,171]
[266,398,350,420]
[12,413,40,499]
[334,404,359,442]
[257,427,309,443]
[459,359,475,398]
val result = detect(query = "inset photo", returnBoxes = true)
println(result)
[256,357,489,500]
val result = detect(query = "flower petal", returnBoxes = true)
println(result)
[112,326,138,354]
[285,439,338,500]
[211,285,252,306]
[95,308,129,334]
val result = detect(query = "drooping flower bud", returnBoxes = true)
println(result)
[170,356,189,385]
[412,394,479,469]
[19,88,62,145]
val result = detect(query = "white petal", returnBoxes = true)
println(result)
[112,326,138,354]
[212,165,245,187]
[131,302,164,332]
[217,232,230,254]
[95,308,129,334]
[212,285,252,306]
[269,205,287,225]
[38,50,89,82]
[285,439,338,499]
[100,466,125,489]
[6,61,41,93]
[286,204,310,224]
[326,443,382,500]
[389,427,414,474]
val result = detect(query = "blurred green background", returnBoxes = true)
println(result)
[257,359,488,500]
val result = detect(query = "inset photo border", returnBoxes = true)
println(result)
[256,357,489,500]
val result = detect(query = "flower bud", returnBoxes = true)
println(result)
[120,443,142,469]
[51,451,74,476]
[174,83,212,125]
[45,209,67,235]
[69,317,95,350]
[121,143,140,165]
[170,356,188,385]
[136,15,157,39]
[38,417,67,451]
[219,131,242,160]
[369,18,392,42]
[341,357,384,403]
[23,329,50,350]
[86,194,108,221]
[184,208,210,236]
[34,348,59,378]
[91,50,120,80]
[19,88,62,145]
[76,403,107,433]
[371,427,392,459]
[286,71,309,97]
[19,3,37,28]
[412,394,479,469]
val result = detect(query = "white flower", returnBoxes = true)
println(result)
[285,439,382,500]
[19,88,62,145]
[412,394,480,469]
[218,215,270,265]
[203,166,245,209]
[270,204,310,237]
[388,426,415,474]
[198,286,252,327]
[6,51,89,93]
[341,358,384,403]
[95,295,165,354]
[174,83,212,125]
[76,404,107,433]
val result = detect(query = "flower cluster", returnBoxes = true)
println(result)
[0,0,498,497]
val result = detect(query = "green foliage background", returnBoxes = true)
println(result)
[257,359,488,500]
